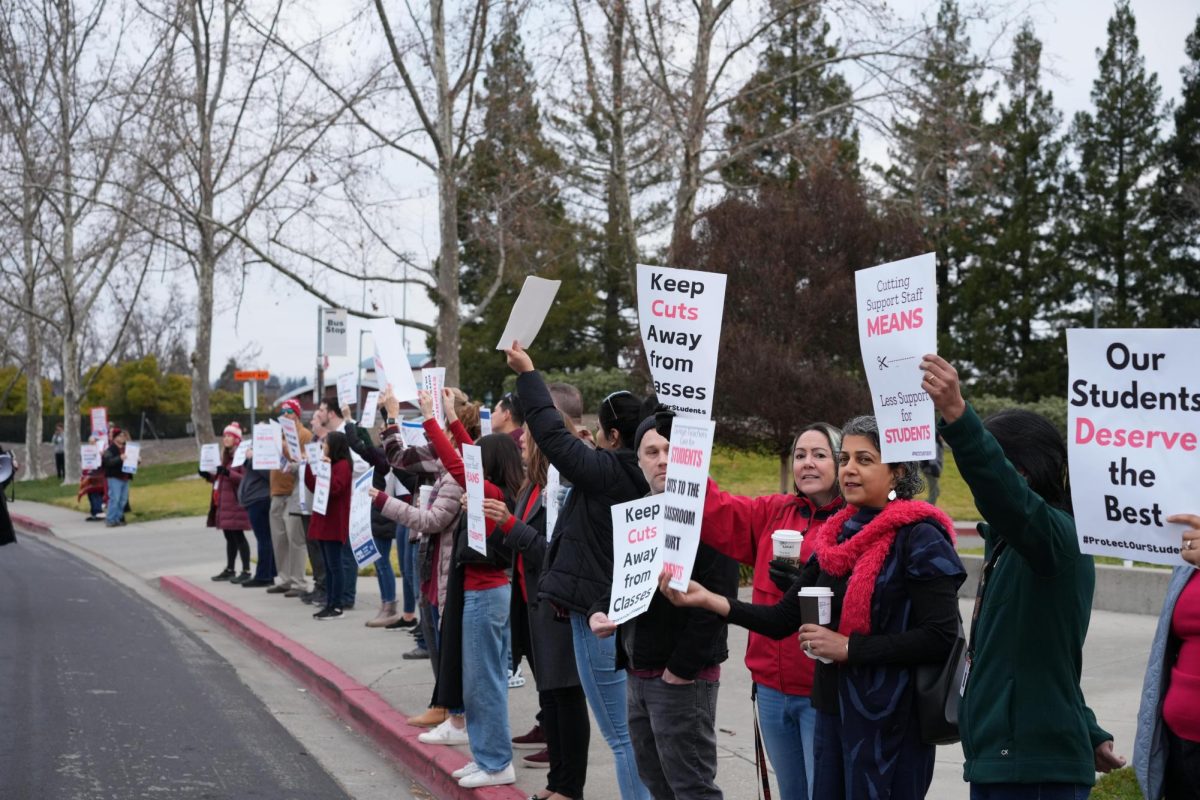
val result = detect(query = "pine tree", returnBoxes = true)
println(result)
[456,8,599,401]
[1067,0,1163,328]
[883,0,990,358]
[1153,15,1200,327]
[960,22,1069,399]
[721,0,858,187]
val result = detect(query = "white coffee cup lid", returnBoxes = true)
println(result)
[798,587,834,597]
[772,529,803,541]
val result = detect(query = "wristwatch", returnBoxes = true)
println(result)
[385,417,397,426]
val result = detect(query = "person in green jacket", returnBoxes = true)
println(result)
[920,354,1126,799]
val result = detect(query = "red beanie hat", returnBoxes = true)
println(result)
[279,399,302,418]
[223,422,243,443]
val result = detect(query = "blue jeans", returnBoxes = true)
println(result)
[756,683,816,800]
[462,585,512,773]
[88,490,103,516]
[971,785,1091,800]
[399,530,419,614]
[569,613,651,800]
[373,537,396,603]
[245,499,276,582]
[105,478,129,525]
[341,542,358,606]
[319,540,345,611]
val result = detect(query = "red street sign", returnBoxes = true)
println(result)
[234,370,269,381]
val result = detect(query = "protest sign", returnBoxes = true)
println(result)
[360,391,381,428]
[401,420,427,447]
[661,418,716,590]
[463,444,487,556]
[422,368,446,428]
[122,443,140,475]
[90,407,108,437]
[373,353,387,387]
[279,416,301,460]
[80,444,101,471]
[311,461,331,515]
[636,265,726,419]
[349,469,381,568]
[199,444,220,473]
[231,440,250,467]
[336,373,357,407]
[479,408,492,436]
[495,276,562,350]
[252,423,282,471]
[854,253,938,462]
[323,308,348,357]
[545,466,561,542]
[304,442,323,465]
[1067,329,1197,567]
[608,497,665,624]
[297,463,309,513]
[368,317,420,402]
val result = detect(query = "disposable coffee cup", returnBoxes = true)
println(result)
[771,530,804,565]
[798,586,834,627]
[418,485,434,510]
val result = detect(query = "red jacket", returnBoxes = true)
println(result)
[700,478,843,696]
[200,450,251,530]
[304,459,352,543]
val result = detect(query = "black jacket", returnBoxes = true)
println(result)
[367,445,418,540]
[101,444,129,481]
[518,370,649,616]
[617,541,738,679]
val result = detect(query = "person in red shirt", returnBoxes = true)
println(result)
[302,431,353,620]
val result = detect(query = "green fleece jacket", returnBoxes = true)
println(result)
[940,404,1110,786]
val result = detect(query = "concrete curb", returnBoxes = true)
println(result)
[10,512,55,537]
[160,576,526,800]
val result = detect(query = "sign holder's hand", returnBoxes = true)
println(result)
[1169,514,1200,567]
[920,353,967,424]
[589,612,618,639]
[443,388,458,423]
[382,385,400,420]
[482,497,512,526]
[505,342,535,374]
[417,390,435,420]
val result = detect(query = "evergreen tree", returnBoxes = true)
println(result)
[456,7,600,401]
[961,22,1069,399]
[1067,0,1163,327]
[1153,15,1200,327]
[721,0,858,187]
[883,0,990,358]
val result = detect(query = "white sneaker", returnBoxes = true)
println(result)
[507,667,526,688]
[451,761,480,779]
[458,763,516,788]
[418,719,469,745]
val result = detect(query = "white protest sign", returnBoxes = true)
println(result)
[608,496,664,624]
[360,391,381,428]
[199,444,220,473]
[304,442,323,465]
[1067,329,1196,567]
[312,461,331,516]
[231,440,251,468]
[636,265,727,419]
[297,462,309,513]
[479,408,493,437]
[545,466,561,543]
[401,420,427,447]
[661,418,716,590]
[368,317,420,402]
[323,308,348,357]
[122,442,141,475]
[422,368,446,428]
[252,423,282,471]
[349,469,381,567]
[336,373,357,407]
[279,417,301,460]
[80,444,101,471]
[90,406,108,436]
[463,444,487,556]
[495,276,562,350]
[854,253,938,462]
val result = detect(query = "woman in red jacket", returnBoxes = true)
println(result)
[699,422,843,800]
[303,431,353,620]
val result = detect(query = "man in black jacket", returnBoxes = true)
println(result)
[618,412,737,800]
[101,428,132,527]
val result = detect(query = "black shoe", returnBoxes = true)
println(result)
[342,602,355,611]
[241,579,273,588]
[385,618,419,631]
[402,646,430,660]
[211,568,236,581]
[314,608,345,621]
[85,515,101,522]
[230,572,252,584]
[266,584,290,594]
[299,591,316,604]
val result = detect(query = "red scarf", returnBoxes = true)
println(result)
[810,499,956,636]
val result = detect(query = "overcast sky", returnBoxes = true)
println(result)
[203,0,1196,385]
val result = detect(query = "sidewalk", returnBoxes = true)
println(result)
[10,500,1153,800]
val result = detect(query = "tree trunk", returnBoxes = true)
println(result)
[61,333,82,483]
[191,250,216,444]
[188,0,216,444]
[667,0,716,263]
[22,314,44,481]
[432,0,461,385]
[602,0,637,367]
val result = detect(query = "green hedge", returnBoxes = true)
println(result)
[501,367,641,413]
[968,394,1068,435]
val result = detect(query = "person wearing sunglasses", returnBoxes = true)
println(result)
[505,342,653,800]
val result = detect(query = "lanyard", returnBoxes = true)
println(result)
[962,539,1008,695]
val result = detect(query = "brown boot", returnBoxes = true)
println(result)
[365,600,402,628]
[407,706,449,728]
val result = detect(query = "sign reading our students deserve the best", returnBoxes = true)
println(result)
[608,496,664,624]
[854,253,938,463]
[661,418,716,591]
[1067,329,1196,567]
[636,265,726,419]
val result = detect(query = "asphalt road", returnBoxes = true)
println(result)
[0,536,354,800]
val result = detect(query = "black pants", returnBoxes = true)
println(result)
[1166,725,1200,800]
[306,534,325,591]
[541,686,590,799]
[223,530,250,571]
[55,453,65,480]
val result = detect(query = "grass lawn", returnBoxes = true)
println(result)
[11,462,212,523]
[1091,768,1142,800]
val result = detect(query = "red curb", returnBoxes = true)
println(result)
[159,576,527,800]
[10,512,55,537]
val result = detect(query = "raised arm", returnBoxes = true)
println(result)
[700,477,778,566]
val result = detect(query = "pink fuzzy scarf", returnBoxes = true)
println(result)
[810,500,956,636]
